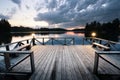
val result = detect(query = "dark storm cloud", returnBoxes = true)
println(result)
[47,0,57,10]
[11,0,21,4]
[34,11,71,24]
[35,0,120,28]
[11,0,21,7]
[80,0,120,23]
[0,14,10,19]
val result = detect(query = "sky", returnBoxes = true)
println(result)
[0,0,120,29]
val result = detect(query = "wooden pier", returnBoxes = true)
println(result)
[0,37,120,80]
[8,45,120,80]
[30,45,99,80]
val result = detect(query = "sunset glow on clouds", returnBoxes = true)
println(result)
[0,0,120,28]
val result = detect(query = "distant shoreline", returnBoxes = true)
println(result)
[10,30,84,33]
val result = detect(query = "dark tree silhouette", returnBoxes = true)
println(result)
[85,18,120,41]
[0,33,12,45]
[11,26,33,32]
[0,19,11,33]
[0,19,12,44]
[112,18,119,34]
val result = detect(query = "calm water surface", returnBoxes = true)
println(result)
[1,31,120,46]
[11,32,84,45]
[0,32,84,51]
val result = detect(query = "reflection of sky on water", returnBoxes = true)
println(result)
[11,32,84,43]
[0,32,84,54]
[12,35,33,42]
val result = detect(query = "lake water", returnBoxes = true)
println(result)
[1,31,120,45]
[0,31,120,48]
[11,32,85,45]
[0,32,84,60]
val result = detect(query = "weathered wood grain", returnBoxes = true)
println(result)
[10,45,120,80]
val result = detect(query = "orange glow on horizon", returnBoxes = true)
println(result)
[66,31,75,35]
[77,33,84,36]
[66,26,85,30]
[66,31,84,37]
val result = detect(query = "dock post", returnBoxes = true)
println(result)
[52,38,54,45]
[43,38,44,45]
[64,38,66,45]
[93,52,99,74]
[30,52,35,73]
[5,45,11,71]
[27,40,29,44]
[82,38,84,45]
[99,40,102,44]
[32,38,36,45]
[73,38,75,45]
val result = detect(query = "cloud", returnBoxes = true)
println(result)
[34,11,71,24]
[77,0,120,23]
[0,7,17,20]
[11,0,21,7]
[9,8,17,16]
[34,0,77,24]
[33,0,120,28]
[47,0,57,10]
[26,5,30,9]
[0,14,10,19]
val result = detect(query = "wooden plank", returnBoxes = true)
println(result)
[37,47,54,80]
[92,42,110,51]
[61,46,67,80]
[65,46,79,80]
[12,44,31,51]
[32,46,54,80]
[69,46,88,80]
[55,46,63,80]
[64,46,73,80]
[71,46,99,80]
[45,46,59,80]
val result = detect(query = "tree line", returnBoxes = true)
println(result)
[0,18,120,37]
[0,19,11,33]
[85,18,120,41]
[0,19,84,32]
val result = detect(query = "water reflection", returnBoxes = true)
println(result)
[11,32,31,37]
[66,31,75,35]
[0,31,119,45]
[11,31,84,44]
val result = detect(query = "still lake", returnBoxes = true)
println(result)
[0,31,84,52]
[11,32,84,45]
[1,31,120,45]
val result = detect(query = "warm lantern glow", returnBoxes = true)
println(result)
[32,33,35,38]
[91,32,96,37]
